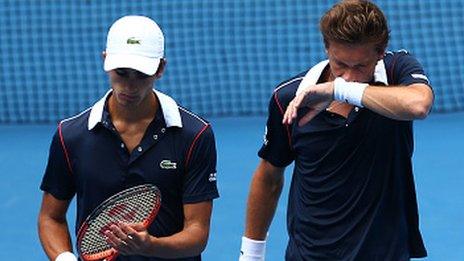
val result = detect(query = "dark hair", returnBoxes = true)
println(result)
[320,0,390,53]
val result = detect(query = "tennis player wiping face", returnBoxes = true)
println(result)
[241,1,433,260]
[38,15,219,261]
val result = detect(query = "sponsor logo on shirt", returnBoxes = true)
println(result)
[263,126,269,146]
[160,160,177,169]
[209,172,217,182]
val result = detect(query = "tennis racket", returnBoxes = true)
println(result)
[77,184,161,261]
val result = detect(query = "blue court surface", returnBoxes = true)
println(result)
[0,112,463,260]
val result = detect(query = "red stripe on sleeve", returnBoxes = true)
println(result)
[273,92,292,147]
[185,124,210,170]
[58,122,74,175]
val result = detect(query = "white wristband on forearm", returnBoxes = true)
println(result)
[55,251,77,261]
[333,77,368,107]
[239,236,266,261]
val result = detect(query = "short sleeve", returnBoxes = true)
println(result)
[392,52,431,87]
[182,125,219,203]
[40,128,76,200]
[258,93,295,167]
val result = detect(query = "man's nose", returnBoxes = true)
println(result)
[340,69,356,82]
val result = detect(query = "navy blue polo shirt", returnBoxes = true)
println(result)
[41,90,219,261]
[259,51,430,260]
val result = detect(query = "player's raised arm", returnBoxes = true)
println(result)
[283,79,433,126]
[361,83,433,121]
[284,47,434,126]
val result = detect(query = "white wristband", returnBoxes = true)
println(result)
[333,77,368,107]
[55,251,77,261]
[239,236,266,261]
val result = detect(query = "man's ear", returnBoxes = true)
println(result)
[154,58,167,79]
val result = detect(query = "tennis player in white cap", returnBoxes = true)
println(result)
[39,15,219,261]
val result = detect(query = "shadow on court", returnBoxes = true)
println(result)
[0,113,462,260]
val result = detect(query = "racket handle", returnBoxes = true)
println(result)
[55,251,77,261]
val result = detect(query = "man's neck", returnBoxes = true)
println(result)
[108,92,159,124]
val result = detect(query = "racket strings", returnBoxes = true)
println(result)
[79,185,160,255]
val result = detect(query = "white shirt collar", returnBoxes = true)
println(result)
[87,89,183,130]
[372,59,388,85]
[296,59,389,95]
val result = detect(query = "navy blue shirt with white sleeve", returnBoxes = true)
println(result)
[41,90,219,261]
[259,51,429,261]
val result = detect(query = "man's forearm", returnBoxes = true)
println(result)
[244,167,284,240]
[362,84,433,121]
[38,216,74,260]
[143,223,209,258]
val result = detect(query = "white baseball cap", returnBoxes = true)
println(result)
[104,15,164,76]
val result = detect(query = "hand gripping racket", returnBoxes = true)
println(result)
[77,184,161,261]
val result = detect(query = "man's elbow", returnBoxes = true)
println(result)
[410,85,434,119]
[191,232,209,256]
[196,240,208,256]
[411,102,431,119]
